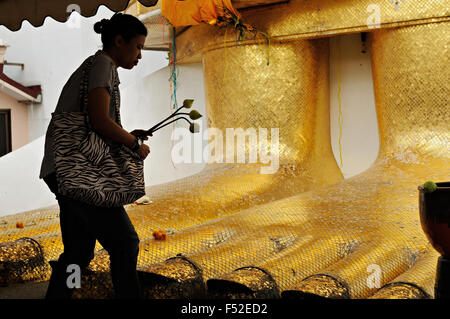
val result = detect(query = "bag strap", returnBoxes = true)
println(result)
[110,68,122,127]
[79,52,99,113]
[78,51,122,128]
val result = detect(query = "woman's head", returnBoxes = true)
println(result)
[94,13,147,69]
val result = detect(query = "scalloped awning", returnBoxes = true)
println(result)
[0,0,158,31]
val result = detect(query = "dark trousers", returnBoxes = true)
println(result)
[43,173,141,299]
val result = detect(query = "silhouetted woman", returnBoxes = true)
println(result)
[40,13,150,299]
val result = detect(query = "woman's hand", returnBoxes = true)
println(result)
[131,130,151,159]
[130,129,152,140]
[136,143,150,160]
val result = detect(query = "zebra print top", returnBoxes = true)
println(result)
[39,50,120,179]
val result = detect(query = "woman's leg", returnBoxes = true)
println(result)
[90,206,141,299]
[45,195,97,299]
[43,173,140,298]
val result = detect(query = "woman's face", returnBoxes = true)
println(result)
[115,34,146,70]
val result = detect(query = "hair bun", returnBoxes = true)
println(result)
[94,19,110,34]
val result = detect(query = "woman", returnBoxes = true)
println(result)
[40,13,150,299]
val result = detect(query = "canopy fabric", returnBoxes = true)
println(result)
[0,0,157,31]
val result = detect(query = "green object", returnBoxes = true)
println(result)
[189,110,202,120]
[189,123,200,133]
[423,181,437,193]
[145,98,198,135]
[183,99,194,109]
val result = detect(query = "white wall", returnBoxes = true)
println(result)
[0,135,52,214]
[0,5,168,141]
[0,32,380,217]
[329,34,379,178]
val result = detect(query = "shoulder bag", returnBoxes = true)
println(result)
[51,51,145,207]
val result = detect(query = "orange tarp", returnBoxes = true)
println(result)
[161,0,240,27]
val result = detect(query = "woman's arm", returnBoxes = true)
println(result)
[87,87,135,148]
[87,87,150,159]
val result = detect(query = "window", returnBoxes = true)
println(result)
[0,109,12,157]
